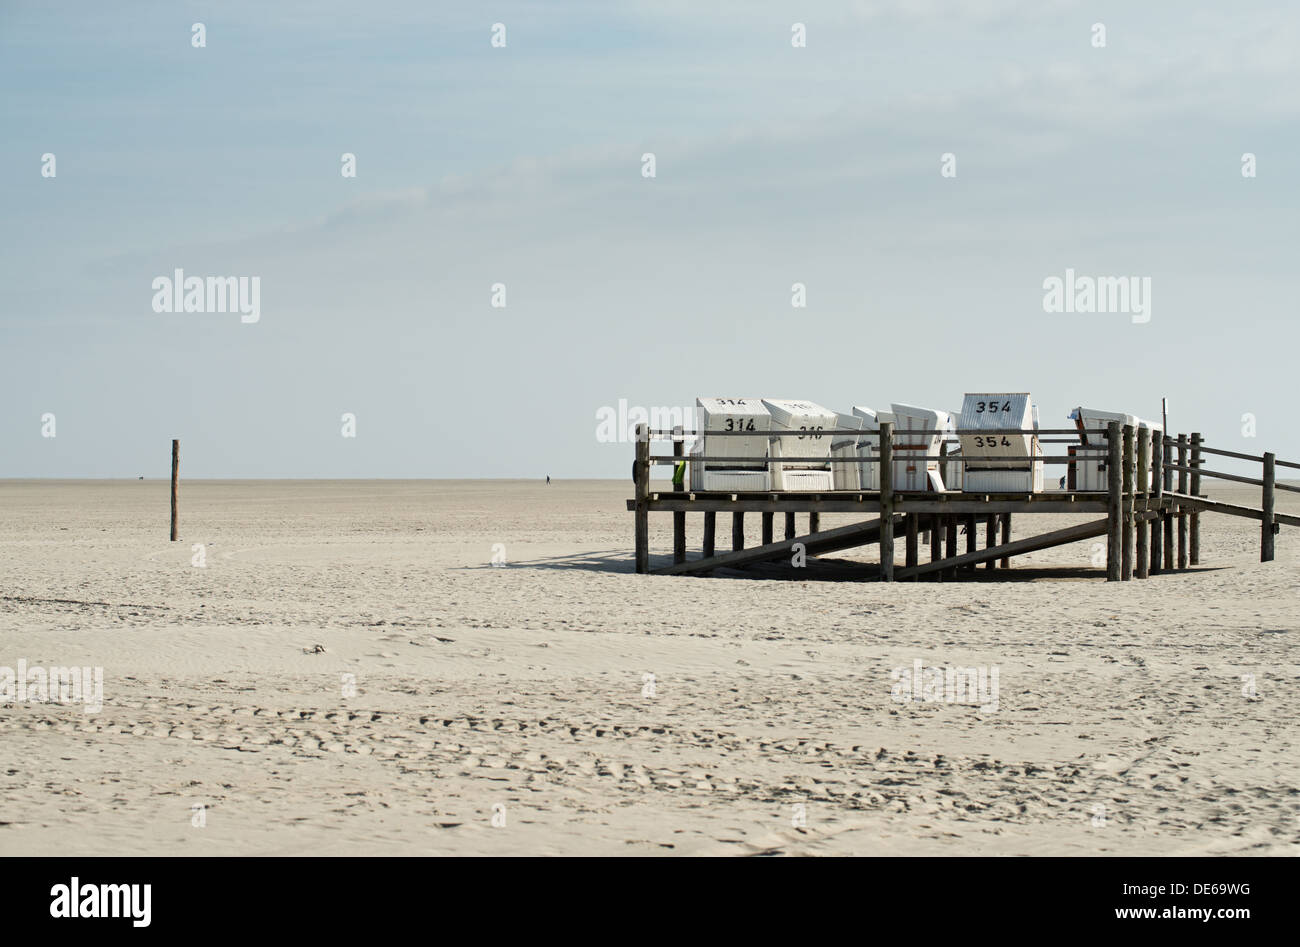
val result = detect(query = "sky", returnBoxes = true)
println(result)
[2,0,1296,478]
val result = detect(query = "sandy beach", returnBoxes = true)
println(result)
[0,478,1296,856]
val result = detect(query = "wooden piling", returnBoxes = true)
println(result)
[761,512,774,546]
[1136,427,1149,579]
[784,512,796,541]
[809,512,820,534]
[1121,424,1134,581]
[1189,432,1202,565]
[1262,451,1276,562]
[732,512,745,552]
[703,512,716,559]
[930,514,942,566]
[945,517,958,580]
[905,514,920,574]
[1177,434,1188,570]
[1162,434,1174,571]
[984,515,997,570]
[170,438,180,542]
[1150,431,1163,574]
[634,425,649,573]
[878,422,895,581]
[1106,421,1122,581]
[999,514,1011,569]
[965,514,976,572]
[672,428,686,565]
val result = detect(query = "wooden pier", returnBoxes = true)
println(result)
[628,422,1299,579]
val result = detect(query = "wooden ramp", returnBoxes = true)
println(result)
[653,515,902,576]
[895,519,1109,580]
[1167,492,1300,529]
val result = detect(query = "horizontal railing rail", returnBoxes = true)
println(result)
[645,427,1099,438]
[1164,462,1300,493]
[651,455,1075,464]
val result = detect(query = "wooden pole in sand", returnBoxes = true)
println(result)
[1262,452,1276,563]
[634,425,649,573]
[170,438,180,541]
[809,512,820,534]
[784,512,796,541]
[1136,427,1149,579]
[1177,434,1188,570]
[1106,421,1122,581]
[878,422,894,581]
[761,512,774,546]
[703,512,716,559]
[999,514,1011,569]
[1189,432,1202,565]
[672,427,686,565]
[984,515,997,570]
[905,513,919,575]
[1121,424,1134,581]
[1138,426,1149,577]
[732,512,745,552]
[1162,434,1174,571]
[945,516,958,580]
[1150,430,1163,574]
[965,514,976,572]
[929,513,942,567]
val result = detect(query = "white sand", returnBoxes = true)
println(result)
[0,479,1296,856]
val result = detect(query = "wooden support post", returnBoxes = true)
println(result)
[1177,434,1188,570]
[784,512,796,541]
[945,517,958,580]
[170,438,180,542]
[1150,431,1163,575]
[1163,434,1174,571]
[905,514,919,574]
[732,512,745,552]
[634,425,649,573]
[1121,424,1134,581]
[965,514,976,572]
[703,512,716,559]
[761,512,774,546]
[1262,452,1276,563]
[1106,421,1122,581]
[1189,432,1202,565]
[1136,427,1149,579]
[999,514,1011,569]
[1163,434,1174,492]
[809,512,820,534]
[984,515,997,570]
[672,428,686,565]
[929,514,942,565]
[879,422,894,581]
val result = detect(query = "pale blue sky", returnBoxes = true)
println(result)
[2,1,1296,477]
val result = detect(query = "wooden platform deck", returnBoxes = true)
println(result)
[630,420,1294,580]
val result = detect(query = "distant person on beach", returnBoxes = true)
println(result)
[546,475,550,485]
